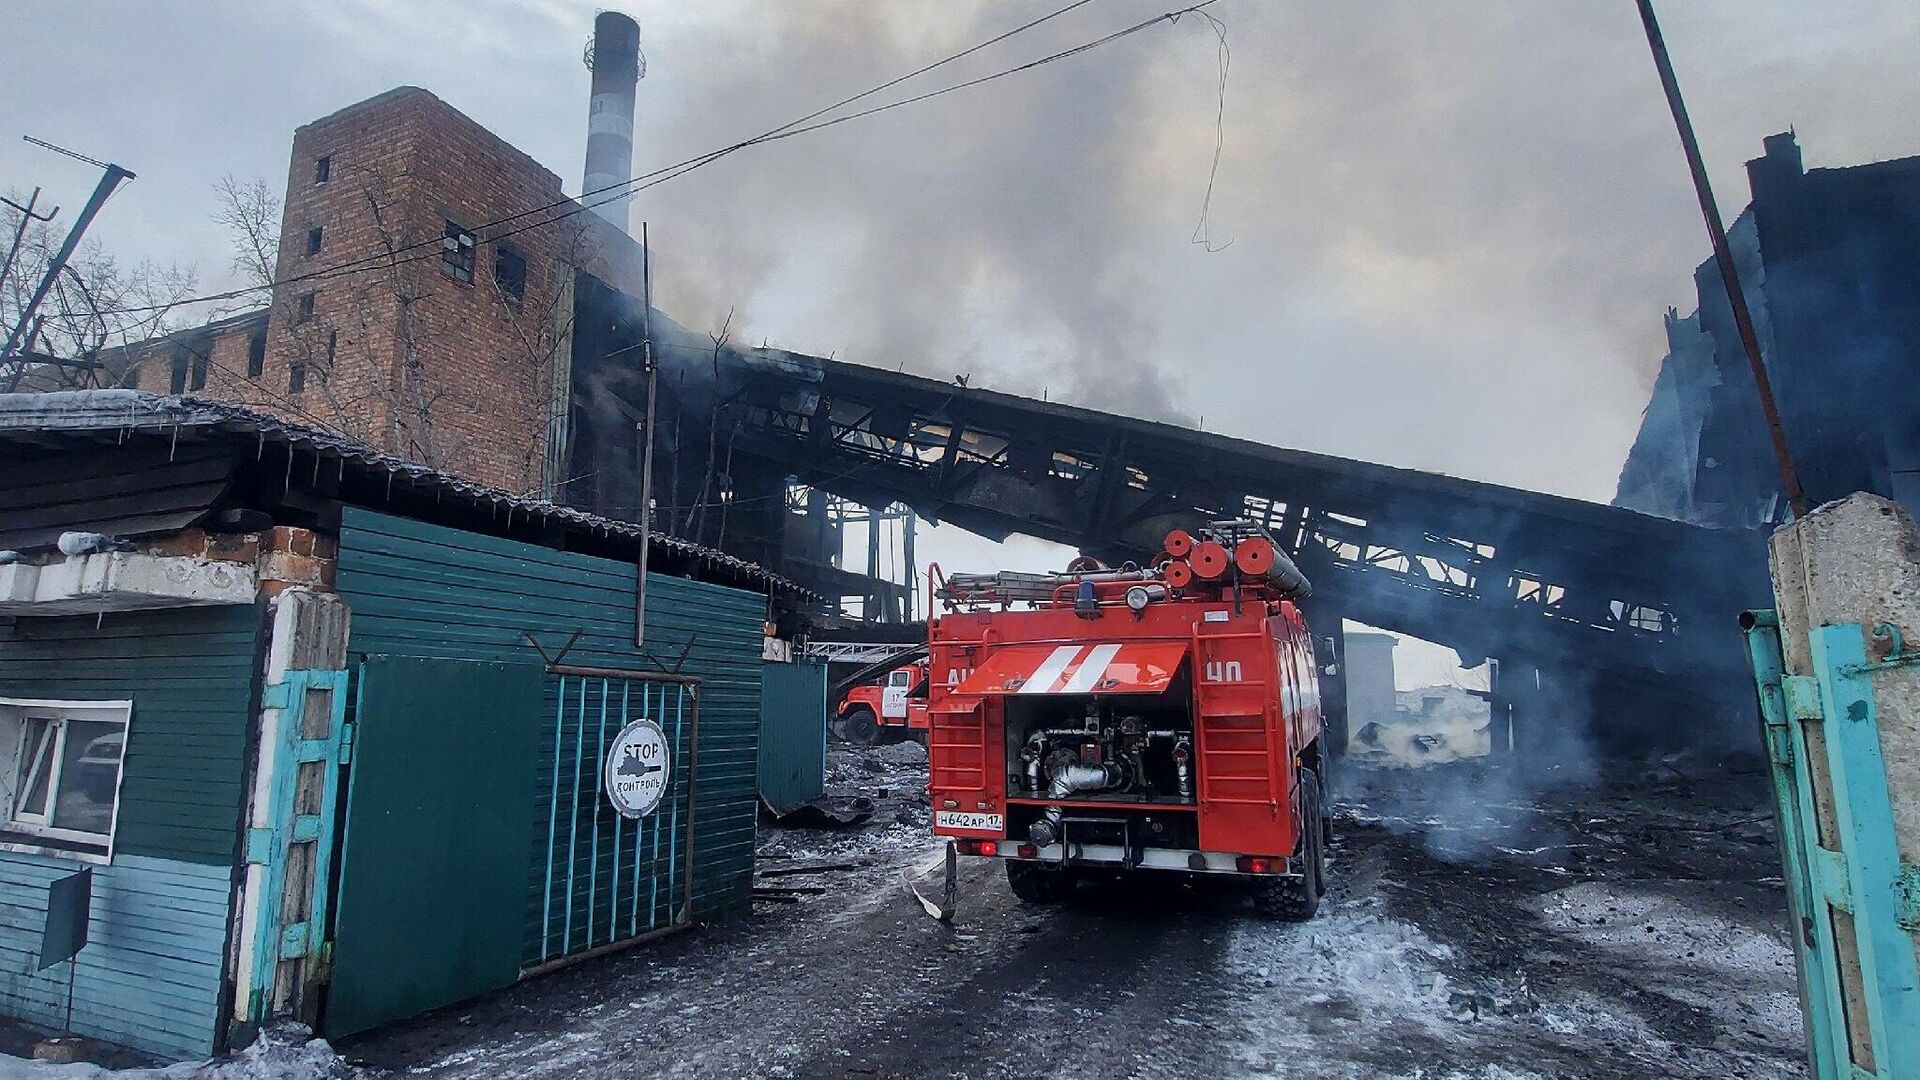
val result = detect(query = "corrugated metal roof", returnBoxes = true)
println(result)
[0,391,813,598]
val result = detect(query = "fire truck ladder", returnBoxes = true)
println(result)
[1191,623,1283,816]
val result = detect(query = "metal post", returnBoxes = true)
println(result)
[902,507,918,621]
[0,188,55,300]
[1635,0,1808,518]
[635,223,657,645]
[867,503,882,621]
[2,159,134,391]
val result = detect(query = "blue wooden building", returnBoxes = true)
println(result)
[0,392,815,1059]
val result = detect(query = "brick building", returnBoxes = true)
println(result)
[105,85,910,619]
[125,87,648,498]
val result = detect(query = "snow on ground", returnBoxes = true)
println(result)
[0,1026,353,1080]
[1226,898,1469,1078]
[1538,882,1802,1038]
[6,748,1809,1079]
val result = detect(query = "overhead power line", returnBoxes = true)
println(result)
[92,0,1217,319]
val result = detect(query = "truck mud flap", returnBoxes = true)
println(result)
[905,841,957,921]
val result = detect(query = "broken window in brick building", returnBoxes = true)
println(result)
[314,155,330,184]
[442,222,476,284]
[494,246,526,304]
[306,226,323,256]
[297,293,315,322]
[290,362,307,394]
[247,332,266,378]
[169,346,189,394]
[190,350,208,391]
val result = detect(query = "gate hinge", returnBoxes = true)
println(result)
[338,722,355,764]
[1782,675,1825,723]
[244,827,276,865]
[1815,845,1852,913]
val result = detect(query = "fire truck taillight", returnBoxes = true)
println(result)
[1016,843,1037,858]
[978,841,999,857]
[1236,856,1277,874]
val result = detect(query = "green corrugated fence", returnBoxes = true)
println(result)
[332,507,766,964]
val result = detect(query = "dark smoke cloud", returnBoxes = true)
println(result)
[640,2,1202,422]
[626,0,1920,494]
[4,0,1917,500]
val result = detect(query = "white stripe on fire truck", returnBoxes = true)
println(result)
[1018,645,1084,694]
[1058,642,1124,693]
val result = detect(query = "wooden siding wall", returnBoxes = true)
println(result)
[0,605,261,1059]
[333,508,766,953]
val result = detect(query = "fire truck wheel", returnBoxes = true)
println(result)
[842,707,881,747]
[1252,768,1324,922]
[1006,860,1071,904]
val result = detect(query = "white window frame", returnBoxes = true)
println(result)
[0,697,132,864]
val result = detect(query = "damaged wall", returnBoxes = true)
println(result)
[1617,131,1920,527]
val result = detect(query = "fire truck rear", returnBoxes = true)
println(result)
[925,521,1329,920]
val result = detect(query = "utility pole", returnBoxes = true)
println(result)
[1635,0,1808,518]
[2,139,136,393]
[635,221,658,647]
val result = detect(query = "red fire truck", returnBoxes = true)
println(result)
[836,659,931,746]
[924,520,1329,920]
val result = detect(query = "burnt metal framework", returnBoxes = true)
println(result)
[693,351,1769,750]
[782,487,918,623]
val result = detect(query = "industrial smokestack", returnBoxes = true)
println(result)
[583,10,642,234]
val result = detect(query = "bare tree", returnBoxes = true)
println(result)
[684,307,734,537]
[211,174,280,294]
[492,214,595,495]
[1,189,197,392]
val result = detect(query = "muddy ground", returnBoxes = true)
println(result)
[329,744,1803,1080]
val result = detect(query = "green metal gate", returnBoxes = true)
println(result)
[529,672,698,968]
[759,662,827,815]
[324,656,544,1037]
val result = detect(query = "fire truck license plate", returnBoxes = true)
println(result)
[935,811,1003,832]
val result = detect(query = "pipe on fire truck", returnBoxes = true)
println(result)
[1190,541,1231,580]
[1163,529,1196,558]
[1246,539,1312,599]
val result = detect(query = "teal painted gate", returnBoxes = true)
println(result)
[1743,612,1920,1078]
[529,673,697,968]
[245,668,350,1024]
[324,656,544,1038]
